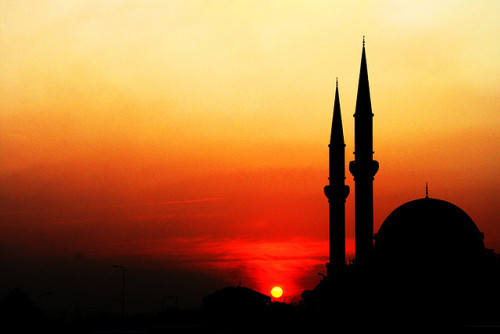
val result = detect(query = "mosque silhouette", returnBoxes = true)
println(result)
[301,38,500,329]
[200,38,498,331]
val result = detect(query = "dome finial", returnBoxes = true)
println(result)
[336,77,338,87]
[425,182,429,199]
[363,35,365,47]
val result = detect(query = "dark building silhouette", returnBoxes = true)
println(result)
[370,196,499,328]
[202,286,271,312]
[304,38,499,328]
[0,288,47,331]
[374,196,491,270]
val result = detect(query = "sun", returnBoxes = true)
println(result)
[271,286,283,298]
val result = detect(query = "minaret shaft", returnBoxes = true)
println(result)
[328,145,347,272]
[325,81,349,276]
[349,40,379,265]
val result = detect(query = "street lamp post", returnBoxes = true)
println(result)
[112,264,125,318]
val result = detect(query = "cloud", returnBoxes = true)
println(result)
[118,197,229,207]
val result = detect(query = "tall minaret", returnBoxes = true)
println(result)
[324,78,350,277]
[349,37,379,265]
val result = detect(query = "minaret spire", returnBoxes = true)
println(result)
[325,79,350,276]
[330,78,344,145]
[349,38,379,266]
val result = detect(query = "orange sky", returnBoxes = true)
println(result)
[1,1,499,307]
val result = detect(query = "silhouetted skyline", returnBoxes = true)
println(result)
[307,40,499,330]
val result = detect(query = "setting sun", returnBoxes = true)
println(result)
[271,286,284,298]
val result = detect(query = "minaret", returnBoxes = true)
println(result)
[324,78,350,276]
[349,37,379,265]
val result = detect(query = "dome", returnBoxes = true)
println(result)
[374,197,486,268]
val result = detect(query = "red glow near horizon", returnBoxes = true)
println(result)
[178,237,329,299]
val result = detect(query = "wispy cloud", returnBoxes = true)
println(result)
[119,197,229,207]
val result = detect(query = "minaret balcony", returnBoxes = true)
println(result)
[349,160,379,179]
[324,185,350,200]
